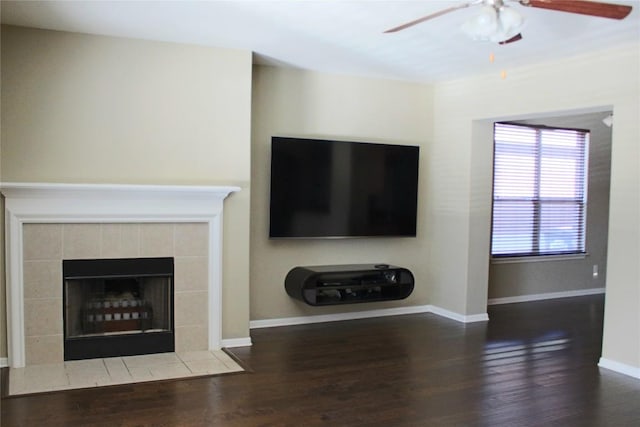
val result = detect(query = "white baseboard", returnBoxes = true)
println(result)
[250,304,488,329]
[0,357,7,368]
[250,305,431,329]
[221,337,253,348]
[598,357,640,380]
[487,287,605,306]
[428,305,490,323]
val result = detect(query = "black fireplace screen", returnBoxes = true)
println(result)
[63,257,175,360]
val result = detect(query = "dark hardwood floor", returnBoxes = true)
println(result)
[2,295,639,426]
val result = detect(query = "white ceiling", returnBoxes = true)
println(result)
[2,0,639,83]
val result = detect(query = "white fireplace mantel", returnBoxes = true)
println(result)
[1,182,240,368]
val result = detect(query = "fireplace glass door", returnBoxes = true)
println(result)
[63,257,174,360]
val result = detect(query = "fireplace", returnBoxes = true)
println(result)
[63,257,175,360]
[1,183,240,368]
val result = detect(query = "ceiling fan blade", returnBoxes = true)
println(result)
[384,2,476,33]
[520,0,632,19]
[499,33,523,45]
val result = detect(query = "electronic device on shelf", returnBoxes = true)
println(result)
[285,264,414,306]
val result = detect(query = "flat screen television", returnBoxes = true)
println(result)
[269,136,419,239]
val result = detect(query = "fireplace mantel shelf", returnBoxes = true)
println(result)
[2,182,240,368]
[1,182,241,199]
[1,182,241,222]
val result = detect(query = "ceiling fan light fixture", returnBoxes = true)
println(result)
[497,6,525,35]
[462,5,499,40]
[462,4,525,42]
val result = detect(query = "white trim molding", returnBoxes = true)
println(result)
[250,304,488,329]
[0,357,8,368]
[250,305,432,329]
[598,357,640,380]
[1,182,240,368]
[487,288,605,305]
[221,337,253,348]
[428,305,490,323]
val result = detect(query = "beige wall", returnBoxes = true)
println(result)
[431,43,639,368]
[1,21,5,360]
[0,26,253,359]
[250,65,433,320]
[489,111,612,299]
[0,198,4,360]
[1,26,251,183]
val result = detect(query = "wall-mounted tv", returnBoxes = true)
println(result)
[269,136,419,239]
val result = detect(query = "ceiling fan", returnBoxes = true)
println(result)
[384,0,633,45]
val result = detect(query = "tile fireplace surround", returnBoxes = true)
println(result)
[1,183,240,368]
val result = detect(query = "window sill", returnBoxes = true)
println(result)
[491,253,588,264]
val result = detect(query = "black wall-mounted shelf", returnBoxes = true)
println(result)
[285,264,414,306]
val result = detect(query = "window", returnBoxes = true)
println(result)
[491,122,589,258]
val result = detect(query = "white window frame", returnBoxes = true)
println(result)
[491,122,589,259]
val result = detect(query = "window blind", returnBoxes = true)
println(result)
[491,123,589,257]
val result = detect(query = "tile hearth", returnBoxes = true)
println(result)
[8,350,243,396]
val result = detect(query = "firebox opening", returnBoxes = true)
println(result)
[63,257,175,361]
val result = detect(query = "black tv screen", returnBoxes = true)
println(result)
[269,137,419,238]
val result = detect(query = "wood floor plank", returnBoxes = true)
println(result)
[2,295,639,426]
